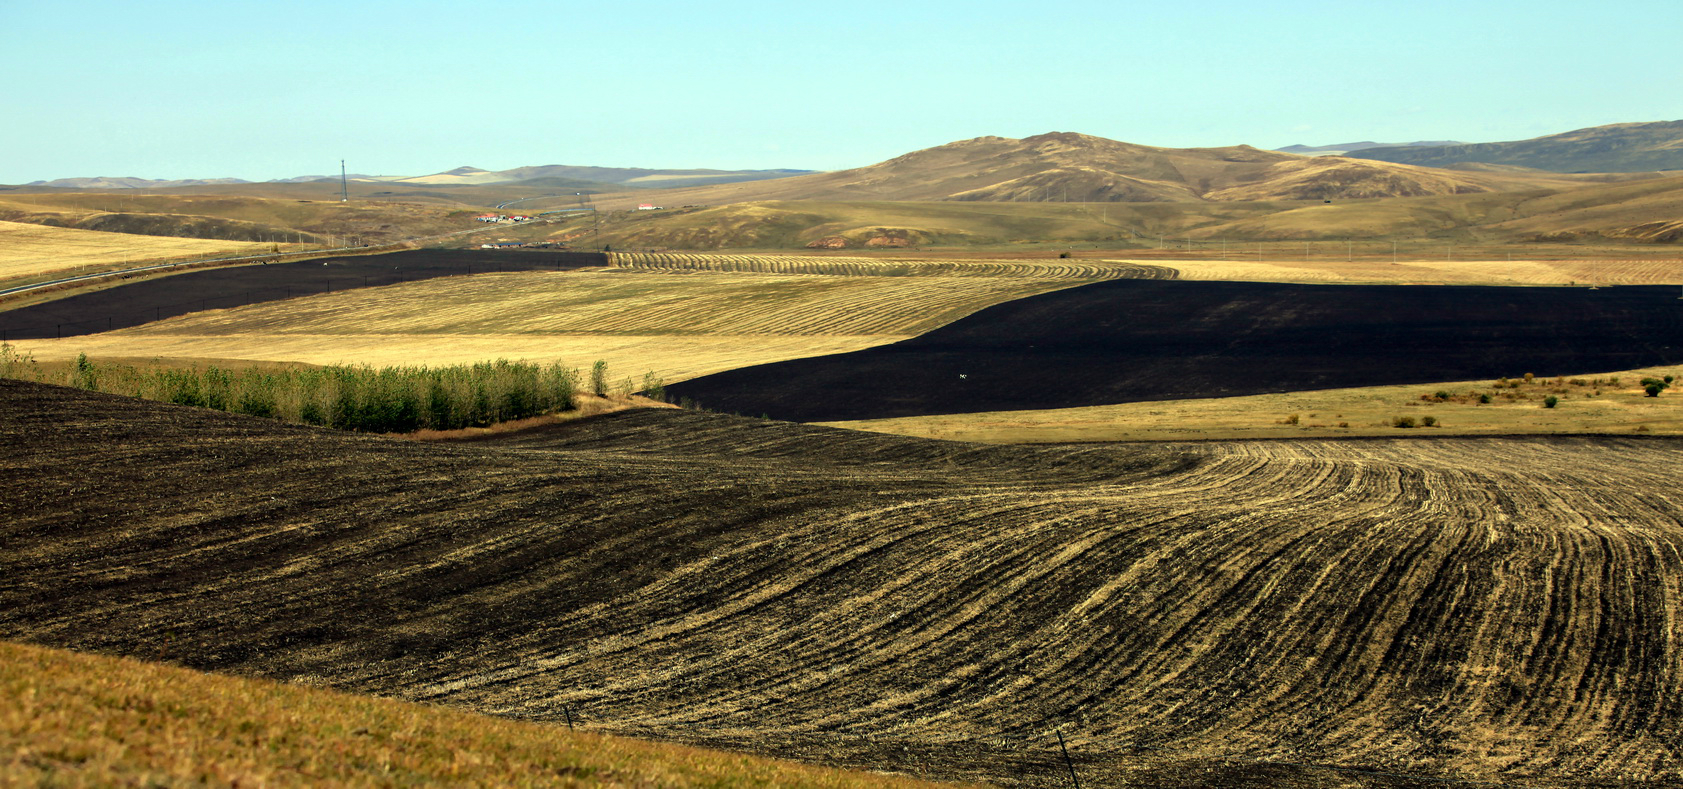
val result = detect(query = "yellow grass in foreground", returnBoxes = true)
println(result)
[822,366,1683,443]
[0,640,957,789]
[0,220,271,283]
[1152,256,1683,286]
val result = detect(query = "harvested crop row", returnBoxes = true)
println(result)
[110,269,1080,338]
[612,251,1176,280]
[3,384,1680,787]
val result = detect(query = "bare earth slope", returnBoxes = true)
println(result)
[2,380,1681,787]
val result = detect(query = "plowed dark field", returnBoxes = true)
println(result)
[664,279,1683,421]
[3,379,1681,787]
[0,249,606,340]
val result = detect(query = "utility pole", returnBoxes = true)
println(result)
[340,160,349,202]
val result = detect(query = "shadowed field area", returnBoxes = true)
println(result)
[3,379,1681,787]
[664,278,1683,422]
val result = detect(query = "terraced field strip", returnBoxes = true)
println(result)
[111,269,1080,338]
[5,386,1681,788]
[1159,257,1683,286]
[613,251,1176,280]
[0,220,273,284]
[4,268,1085,380]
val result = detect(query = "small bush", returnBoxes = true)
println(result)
[1392,416,1416,428]
[591,360,609,397]
[1543,395,1558,408]
[640,371,667,402]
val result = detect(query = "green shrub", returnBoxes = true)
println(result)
[591,360,609,397]
[0,356,580,433]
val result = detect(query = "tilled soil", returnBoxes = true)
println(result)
[663,278,1683,421]
[2,380,1681,787]
[0,249,606,340]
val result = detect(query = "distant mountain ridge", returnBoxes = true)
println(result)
[1277,141,1463,155]
[24,165,815,191]
[602,130,1639,208]
[1347,120,1683,173]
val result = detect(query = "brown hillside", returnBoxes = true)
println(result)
[590,132,1631,211]
[1204,157,1495,200]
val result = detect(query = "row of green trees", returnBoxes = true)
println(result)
[2,345,602,433]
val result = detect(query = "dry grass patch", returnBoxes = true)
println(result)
[0,640,958,788]
[1148,256,1683,286]
[0,220,271,285]
[823,365,1683,443]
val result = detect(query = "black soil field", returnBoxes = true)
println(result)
[0,249,607,341]
[4,379,1682,787]
[664,279,1683,422]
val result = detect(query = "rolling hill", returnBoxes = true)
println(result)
[584,131,1639,213]
[3,379,1682,787]
[1350,120,1683,173]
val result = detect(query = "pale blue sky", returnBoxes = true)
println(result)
[3,0,1678,182]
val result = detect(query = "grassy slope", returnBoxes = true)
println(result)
[534,173,1683,251]
[0,640,956,788]
[822,366,1683,442]
[1349,120,1683,173]
[0,193,478,246]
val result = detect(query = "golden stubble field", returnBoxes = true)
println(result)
[5,264,1096,384]
[1158,255,1683,286]
[0,220,274,287]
